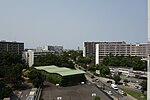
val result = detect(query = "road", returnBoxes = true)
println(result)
[75,64,128,100]
[11,83,32,100]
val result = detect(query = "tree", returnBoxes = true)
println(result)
[22,69,30,77]
[123,79,129,83]
[94,96,101,100]
[113,74,121,84]
[102,54,146,71]
[0,52,25,66]
[140,80,147,91]
[28,69,45,87]
[4,63,23,88]
[97,64,110,77]
[0,52,26,89]
[67,50,80,61]
[47,74,62,84]
[34,53,75,69]
[0,80,12,99]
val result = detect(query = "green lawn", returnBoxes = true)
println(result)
[120,87,146,100]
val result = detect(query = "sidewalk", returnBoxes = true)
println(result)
[126,94,137,100]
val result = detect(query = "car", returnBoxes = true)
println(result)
[107,80,113,84]
[118,89,125,95]
[81,82,85,85]
[117,82,123,85]
[107,91,112,95]
[95,79,99,82]
[96,84,101,88]
[134,85,142,90]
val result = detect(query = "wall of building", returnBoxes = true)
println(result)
[0,41,24,55]
[83,41,149,64]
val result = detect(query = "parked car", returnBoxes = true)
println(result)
[118,89,125,95]
[107,91,112,95]
[107,80,113,84]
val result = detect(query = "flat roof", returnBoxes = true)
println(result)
[35,65,85,76]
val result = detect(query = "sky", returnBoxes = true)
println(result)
[0,0,148,49]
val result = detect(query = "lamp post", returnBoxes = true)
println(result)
[148,0,150,100]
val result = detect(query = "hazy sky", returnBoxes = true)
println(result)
[0,0,147,49]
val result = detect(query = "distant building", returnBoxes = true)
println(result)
[36,45,63,55]
[23,50,34,67]
[23,45,63,67]
[83,41,150,64]
[0,40,24,55]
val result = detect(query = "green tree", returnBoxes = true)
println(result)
[22,69,30,77]
[123,79,129,83]
[34,53,75,69]
[67,50,80,61]
[97,64,110,77]
[113,74,121,84]
[4,63,23,87]
[47,74,62,84]
[140,80,147,91]
[102,54,146,71]
[0,80,12,99]
[120,57,128,67]
[28,69,45,87]
[0,52,25,66]
[93,96,101,100]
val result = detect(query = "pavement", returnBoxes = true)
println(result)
[11,83,32,100]
[41,82,111,100]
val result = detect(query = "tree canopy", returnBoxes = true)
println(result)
[96,64,110,77]
[140,80,147,91]
[0,52,26,99]
[34,53,74,69]
[102,54,146,71]
[113,74,121,84]
[28,68,45,87]
[0,80,12,99]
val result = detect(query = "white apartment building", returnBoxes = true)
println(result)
[23,50,34,67]
[83,41,150,64]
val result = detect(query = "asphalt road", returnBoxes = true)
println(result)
[41,82,111,100]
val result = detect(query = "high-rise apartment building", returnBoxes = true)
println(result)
[83,41,150,64]
[0,40,24,55]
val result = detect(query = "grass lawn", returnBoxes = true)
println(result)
[120,87,147,100]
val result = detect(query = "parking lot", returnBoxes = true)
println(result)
[41,82,111,100]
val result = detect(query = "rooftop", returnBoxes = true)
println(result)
[35,65,85,76]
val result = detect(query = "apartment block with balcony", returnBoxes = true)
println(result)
[83,41,150,64]
[0,40,24,55]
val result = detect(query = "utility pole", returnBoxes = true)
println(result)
[147,0,150,100]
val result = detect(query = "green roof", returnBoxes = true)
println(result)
[35,65,85,76]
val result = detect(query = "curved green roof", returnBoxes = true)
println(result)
[35,65,85,76]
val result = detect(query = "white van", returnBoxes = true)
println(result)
[111,84,118,90]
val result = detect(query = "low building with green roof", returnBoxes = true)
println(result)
[35,65,86,86]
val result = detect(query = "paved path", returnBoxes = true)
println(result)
[41,82,111,100]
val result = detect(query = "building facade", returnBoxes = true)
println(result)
[83,41,150,64]
[23,50,34,67]
[36,45,63,55]
[0,40,24,55]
